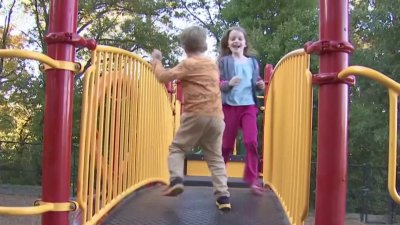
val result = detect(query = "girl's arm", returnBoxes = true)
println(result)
[253,58,265,91]
[218,57,232,92]
[256,77,265,91]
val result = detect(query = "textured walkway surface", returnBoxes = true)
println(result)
[0,185,397,225]
[101,185,290,225]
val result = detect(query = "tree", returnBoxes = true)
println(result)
[10,0,187,144]
[348,0,400,166]
[221,0,318,67]
[165,0,230,50]
[0,0,16,86]
[0,1,44,143]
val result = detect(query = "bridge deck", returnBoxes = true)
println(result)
[101,184,290,225]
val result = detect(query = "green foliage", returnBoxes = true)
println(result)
[224,0,316,35]
[0,142,42,185]
[0,25,44,143]
[348,0,400,167]
[221,0,318,71]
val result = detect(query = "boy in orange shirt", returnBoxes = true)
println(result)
[150,26,231,211]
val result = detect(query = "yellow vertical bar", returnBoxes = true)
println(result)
[144,63,150,180]
[292,56,303,222]
[388,91,399,202]
[131,60,137,184]
[137,61,143,182]
[157,79,162,177]
[112,54,119,197]
[78,50,97,223]
[115,54,123,195]
[104,52,113,204]
[151,66,156,177]
[94,50,103,215]
[100,51,109,208]
[121,56,128,191]
[147,64,152,178]
[87,50,98,220]
[120,55,127,192]
[108,52,117,201]
[127,57,134,187]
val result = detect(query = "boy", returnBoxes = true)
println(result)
[150,26,231,211]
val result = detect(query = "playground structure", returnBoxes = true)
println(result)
[0,0,400,225]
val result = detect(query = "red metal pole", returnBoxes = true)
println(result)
[263,64,274,102]
[41,0,78,225]
[314,0,351,225]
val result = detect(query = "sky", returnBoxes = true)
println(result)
[1,1,34,35]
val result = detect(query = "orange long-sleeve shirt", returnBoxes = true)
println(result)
[152,55,223,119]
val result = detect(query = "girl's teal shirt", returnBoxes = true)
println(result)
[218,55,263,105]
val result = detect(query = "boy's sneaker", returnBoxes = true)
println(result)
[162,177,184,196]
[216,196,231,211]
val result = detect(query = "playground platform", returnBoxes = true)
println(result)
[100,184,290,225]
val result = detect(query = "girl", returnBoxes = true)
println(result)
[218,26,265,195]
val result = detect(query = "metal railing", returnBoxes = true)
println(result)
[0,49,80,215]
[262,49,313,225]
[77,45,176,225]
[339,66,400,205]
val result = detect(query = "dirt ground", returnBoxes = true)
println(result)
[0,193,41,225]
[0,185,396,225]
[304,215,388,225]
[0,185,78,225]
[0,184,42,225]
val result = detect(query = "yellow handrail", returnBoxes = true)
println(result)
[338,66,400,204]
[0,201,77,215]
[338,66,400,92]
[0,49,81,72]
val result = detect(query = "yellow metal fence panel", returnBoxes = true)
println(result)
[263,49,313,225]
[77,45,174,225]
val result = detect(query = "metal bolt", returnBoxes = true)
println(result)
[75,63,81,71]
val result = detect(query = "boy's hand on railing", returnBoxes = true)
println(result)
[152,49,162,60]
[150,49,162,67]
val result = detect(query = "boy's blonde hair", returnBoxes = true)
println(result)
[179,26,208,53]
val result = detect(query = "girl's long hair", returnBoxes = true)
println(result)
[218,26,257,58]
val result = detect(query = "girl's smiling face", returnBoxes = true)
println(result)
[228,30,247,57]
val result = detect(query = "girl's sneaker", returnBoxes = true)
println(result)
[162,177,184,196]
[251,184,266,196]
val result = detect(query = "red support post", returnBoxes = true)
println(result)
[263,64,274,103]
[41,0,78,225]
[313,0,351,225]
